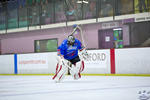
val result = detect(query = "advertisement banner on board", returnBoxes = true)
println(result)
[84,50,110,69]
[17,53,49,70]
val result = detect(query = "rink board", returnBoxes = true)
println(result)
[17,52,57,74]
[0,54,14,74]
[0,48,150,75]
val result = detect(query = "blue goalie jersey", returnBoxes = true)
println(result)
[57,38,84,60]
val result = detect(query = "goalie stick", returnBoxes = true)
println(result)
[70,24,89,61]
[70,24,79,35]
[70,24,86,48]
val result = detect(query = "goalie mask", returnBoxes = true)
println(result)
[67,35,75,45]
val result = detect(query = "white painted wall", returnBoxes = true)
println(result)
[115,48,150,74]
[0,55,14,74]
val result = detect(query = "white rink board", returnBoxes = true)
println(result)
[0,55,14,74]
[17,52,57,74]
[83,50,111,74]
[0,48,150,75]
[115,48,150,74]
[17,50,111,74]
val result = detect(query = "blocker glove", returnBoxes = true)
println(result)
[79,48,88,60]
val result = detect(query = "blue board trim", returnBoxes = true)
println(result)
[14,54,18,74]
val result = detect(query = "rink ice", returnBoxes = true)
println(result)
[0,75,150,100]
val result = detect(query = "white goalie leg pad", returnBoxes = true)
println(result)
[53,63,68,83]
[70,60,84,80]
[69,64,78,77]
[53,56,73,82]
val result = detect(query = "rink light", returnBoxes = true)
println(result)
[77,0,89,4]
[83,0,88,4]
[77,1,82,3]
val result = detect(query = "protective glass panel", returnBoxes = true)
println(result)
[99,0,114,17]
[65,0,82,21]
[0,3,6,30]
[41,0,54,25]
[55,0,66,23]
[28,5,40,26]
[116,0,134,15]
[83,0,97,19]
[134,0,149,13]
[7,1,18,29]
[18,0,28,28]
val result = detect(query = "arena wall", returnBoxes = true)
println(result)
[0,21,130,54]
[0,48,150,75]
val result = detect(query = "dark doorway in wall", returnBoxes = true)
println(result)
[129,21,150,47]
[98,29,114,49]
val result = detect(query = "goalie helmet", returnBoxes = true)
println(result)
[67,35,75,45]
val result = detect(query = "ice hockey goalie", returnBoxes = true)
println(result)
[52,35,88,82]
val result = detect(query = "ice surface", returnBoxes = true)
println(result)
[0,75,150,100]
